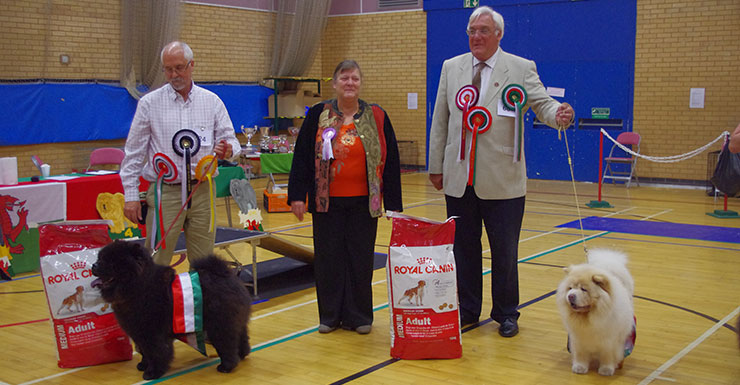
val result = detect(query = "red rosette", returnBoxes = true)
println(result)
[455,85,479,111]
[152,153,178,183]
[465,106,492,134]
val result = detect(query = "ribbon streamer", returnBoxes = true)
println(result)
[151,153,178,250]
[464,107,492,186]
[501,84,528,163]
[321,127,336,160]
[195,155,217,233]
[455,85,480,161]
[172,271,207,356]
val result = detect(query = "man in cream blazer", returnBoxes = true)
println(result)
[429,6,574,337]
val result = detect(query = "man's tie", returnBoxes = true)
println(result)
[472,62,485,91]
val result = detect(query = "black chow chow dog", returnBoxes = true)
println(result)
[91,240,251,380]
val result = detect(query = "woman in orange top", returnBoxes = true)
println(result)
[288,60,402,335]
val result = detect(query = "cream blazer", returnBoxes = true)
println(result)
[429,50,562,199]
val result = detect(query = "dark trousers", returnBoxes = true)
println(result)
[445,186,525,323]
[312,196,378,328]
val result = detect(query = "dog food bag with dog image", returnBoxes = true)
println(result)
[386,212,461,359]
[39,221,133,368]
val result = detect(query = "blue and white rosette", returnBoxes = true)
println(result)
[172,129,201,209]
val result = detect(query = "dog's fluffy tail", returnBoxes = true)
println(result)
[587,248,634,295]
[587,247,627,267]
[190,255,234,278]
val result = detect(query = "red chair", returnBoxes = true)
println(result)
[602,132,640,188]
[86,147,125,172]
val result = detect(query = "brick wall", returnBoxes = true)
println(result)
[0,0,120,79]
[634,0,740,181]
[322,11,427,166]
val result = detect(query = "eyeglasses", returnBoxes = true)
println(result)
[163,61,191,74]
[466,28,493,37]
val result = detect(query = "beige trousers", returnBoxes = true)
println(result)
[145,181,216,266]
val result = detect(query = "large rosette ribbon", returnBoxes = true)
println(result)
[151,153,178,250]
[501,84,528,162]
[172,129,201,208]
[464,106,492,186]
[455,85,479,161]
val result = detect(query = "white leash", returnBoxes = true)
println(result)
[601,128,728,163]
[559,128,588,254]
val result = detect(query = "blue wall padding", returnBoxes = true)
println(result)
[0,83,137,145]
[200,84,274,132]
[558,216,740,244]
[425,0,636,181]
[0,83,273,145]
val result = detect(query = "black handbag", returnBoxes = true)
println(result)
[710,138,740,197]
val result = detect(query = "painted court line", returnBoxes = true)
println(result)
[251,299,317,320]
[18,367,88,385]
[638,306,740,385]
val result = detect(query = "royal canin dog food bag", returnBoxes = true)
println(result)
[39,221,132,368]
[386,213,461,359]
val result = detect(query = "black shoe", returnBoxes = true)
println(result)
[498,319,518,337]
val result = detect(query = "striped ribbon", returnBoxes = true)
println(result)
[513,101,524,162]
[501,84,528,163]
[172,271,206,356]
[152,172,165,250]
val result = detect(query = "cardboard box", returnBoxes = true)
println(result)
[264,190,291,213]
[268,89,322,118]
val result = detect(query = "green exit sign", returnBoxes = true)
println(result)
[464,0,479,8]
[591,107,610,119]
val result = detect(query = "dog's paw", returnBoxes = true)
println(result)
[143,368,166,380]
[572,363,588,374]
[598,365,616,376]
[217,362,236,373]
[136,361,147,372]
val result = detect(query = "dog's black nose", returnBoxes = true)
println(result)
[91,262,99,275]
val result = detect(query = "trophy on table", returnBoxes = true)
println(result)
[240,125,257,153]
[288,126,300,153]
[259,126,271,152]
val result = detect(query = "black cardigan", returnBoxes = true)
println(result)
[287,100,403,215]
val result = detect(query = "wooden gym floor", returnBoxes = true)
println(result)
[1,171,739,384]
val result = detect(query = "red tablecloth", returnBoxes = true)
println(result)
[65,174,129,220]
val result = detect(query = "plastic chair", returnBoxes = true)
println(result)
[86,147,125,172]
[602,132,640,188]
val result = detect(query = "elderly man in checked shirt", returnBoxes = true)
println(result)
[120,41,241,266]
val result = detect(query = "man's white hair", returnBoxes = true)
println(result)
[160,41,194,63]
[467,6,505,38]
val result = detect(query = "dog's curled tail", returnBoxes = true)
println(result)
[190,255,234,278]
[586,248,628,267]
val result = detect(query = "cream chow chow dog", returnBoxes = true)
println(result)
[556,248,635,376]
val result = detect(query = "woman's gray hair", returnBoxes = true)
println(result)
[467,6,505,38]
[332,59,363,80]
[160,41,194,63]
